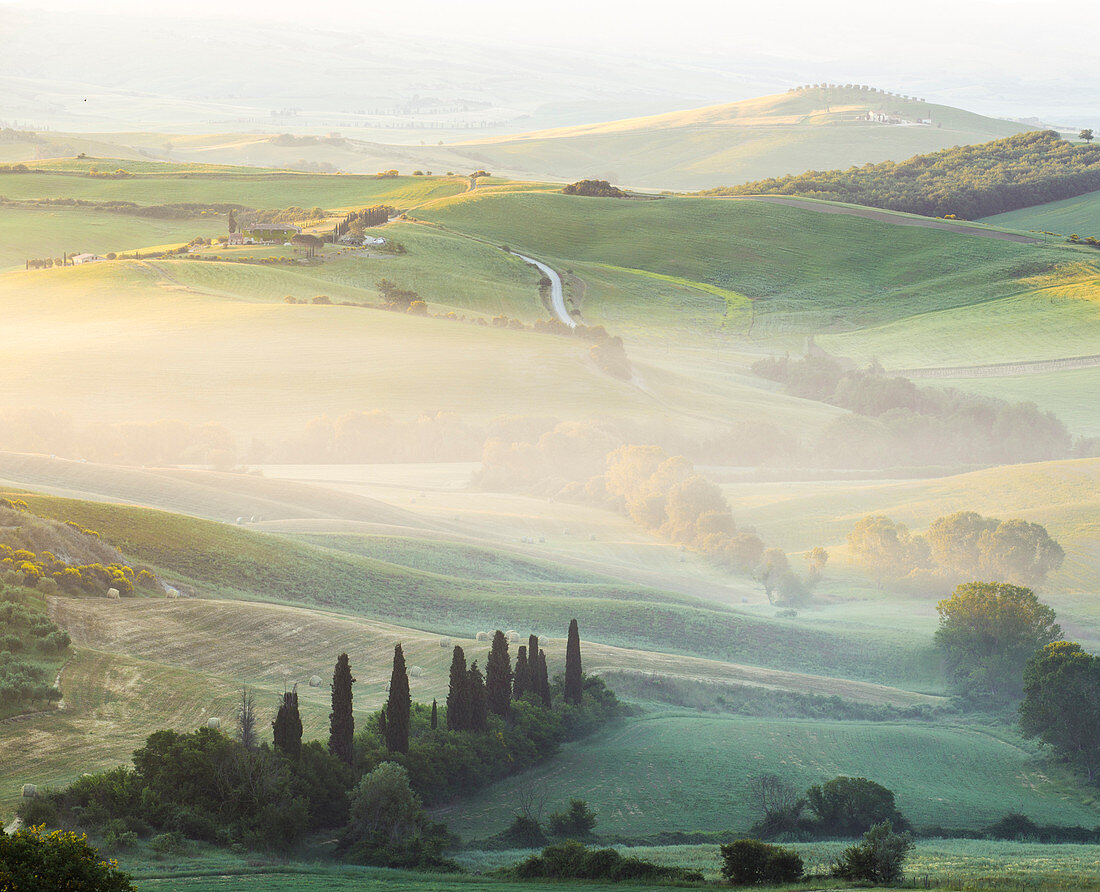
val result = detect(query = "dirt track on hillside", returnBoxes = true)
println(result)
[725,196,1043,244]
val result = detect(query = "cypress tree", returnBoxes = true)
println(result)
[385,643,411,754]
[227,208,237,234]
[446,645,469,731]
[537,649,552,707]
[430,698,438,730]
[468,660,488,732]
[564,618,583,705]
[486,630,512,718]
[329,652,356,765]
[378,707,387,737]
[272,687,302,758]
[513,645,529,700]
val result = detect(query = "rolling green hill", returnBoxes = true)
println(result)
[982,189,1100,236]
[435,710,1100,839]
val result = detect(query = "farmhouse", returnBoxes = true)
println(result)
[71,253,103,264]
[243,223,302,242]
[226,232,247,245]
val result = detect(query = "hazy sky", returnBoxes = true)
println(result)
[8,0,1098,123]
[21,0,1091,62]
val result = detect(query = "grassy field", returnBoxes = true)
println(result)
[0,205,225,270]
[0,593,940,819]
[414,190,1078,337]
[0,166,467,211]
[459,839,1100,887]
[983,190,1100,237]
[436,710,1100,840]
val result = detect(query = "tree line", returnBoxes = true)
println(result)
[847,510,1064,592]
[703,130,1100,220]
[754,354,1083,466]
[22,619,624,868]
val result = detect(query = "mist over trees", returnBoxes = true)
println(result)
[847,511,1063,592]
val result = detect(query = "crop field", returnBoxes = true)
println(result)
[0,593,940,819]
[983,189,1100,237]
[435,710,1100,840]
[0,205,225,270]
[0,167,467,211]
[415,190,1076,336]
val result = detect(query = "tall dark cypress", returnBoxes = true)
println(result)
[378,707,387,737]
[329,652,356,765]
[430,699,438,730]
[564,618,583,705]
[468,660,488,732]
[486,630,512,718]
[385,643,411,753]
[272,687,302,758]
[537,649,552,707]
[528,634,539,669]
[513,645,529,700]
[446,645,469,731]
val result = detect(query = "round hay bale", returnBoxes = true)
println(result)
[438,636,451,648]
[409,666,424,678]
[589,533,597,541]
[475,631,490,642]
[206,717,221,730]
[308,675,322,688]
[21,784,36,799]
[505,630,519,643]
[106,587,120,599]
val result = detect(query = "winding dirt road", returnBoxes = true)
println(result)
[514,252,575,327]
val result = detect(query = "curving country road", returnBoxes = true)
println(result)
[514,252,575,327]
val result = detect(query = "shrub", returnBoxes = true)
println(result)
[832,820,912,884]
[148,831,187,857]
[0,824,134,890]
[720,839,804,885]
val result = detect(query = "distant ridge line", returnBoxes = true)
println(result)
[894,354,1100,378]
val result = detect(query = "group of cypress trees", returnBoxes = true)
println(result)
[272,619,586,759]
[447,620,584,731]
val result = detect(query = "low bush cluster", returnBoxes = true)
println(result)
[720,838,804,885]
[511,840,702,882]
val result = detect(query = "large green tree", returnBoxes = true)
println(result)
[1019,641,1100,783]
[485,630,512,718]
[446,646,470,731]
[565,618,583,705]
[806,776,908,835]
[385,644,411,754]
[935,582,1062,702]
[329,652,356,765]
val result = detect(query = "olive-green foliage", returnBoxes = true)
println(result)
[715,130,1100,219]
[831,820,913,883]
[548,798,597,840]
[0,823,135,891]
[341,762,451,869]
[1019,642,1100,783]
[0,587,69,712]
[806,776,910,836]
[935,582,1062,702]
[720,839,804,885]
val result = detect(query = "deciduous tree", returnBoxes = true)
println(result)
[935,582,1062,702]
[1019,641,1100,783]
